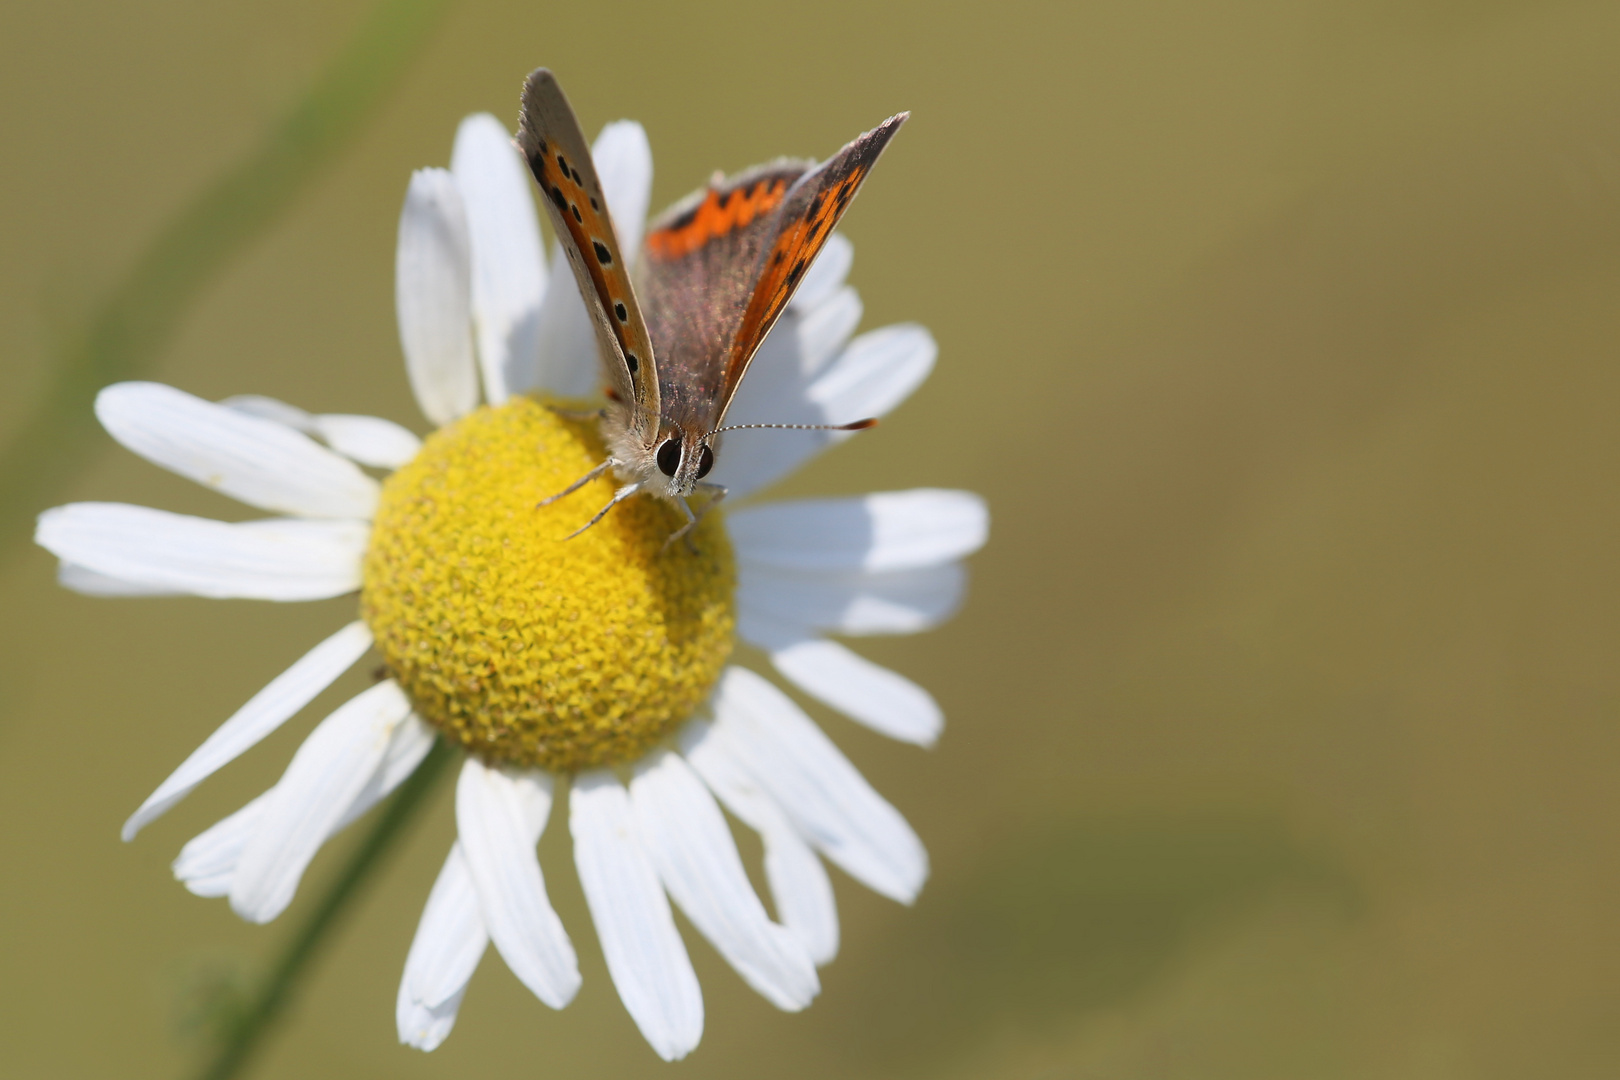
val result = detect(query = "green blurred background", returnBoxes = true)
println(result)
[4,1,1620,1076]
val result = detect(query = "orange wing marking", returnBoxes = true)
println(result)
[721,165,870,385]
[645,177,791,260]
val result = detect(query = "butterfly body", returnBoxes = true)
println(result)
[517,69,905,534]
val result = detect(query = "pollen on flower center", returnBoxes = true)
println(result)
[361,397,734,772]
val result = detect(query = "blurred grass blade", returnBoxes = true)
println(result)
[0,0,452,553]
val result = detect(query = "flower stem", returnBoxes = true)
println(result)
[194,739,456,1080]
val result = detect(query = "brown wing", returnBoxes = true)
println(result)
[517,69,659,423]
[638,112,907,436]
[718,113,908,423]
[637,162,811,434]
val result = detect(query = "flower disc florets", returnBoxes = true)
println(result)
[362,397,734,772]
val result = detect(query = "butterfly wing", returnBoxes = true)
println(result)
[637,161,812,433]
[518,69,659,424]
[638,113,908,437]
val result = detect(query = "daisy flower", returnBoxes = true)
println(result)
[36,110,987,1060]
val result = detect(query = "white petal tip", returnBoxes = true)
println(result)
[397,998,460,1051]
[228,889,287,923]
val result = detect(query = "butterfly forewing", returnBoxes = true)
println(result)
[637,162,811,435]
[718,113,908,422]
[518,69,659,423]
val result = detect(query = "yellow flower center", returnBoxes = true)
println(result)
[361,397,734,772]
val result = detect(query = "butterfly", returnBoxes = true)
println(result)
[516,68,907,544]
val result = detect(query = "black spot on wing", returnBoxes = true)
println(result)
[590,196,599,211]
[624,352,639,374]
[614,302,627,322]
[557,153,568,173]
[571,167,583,184]
[550,185,565,209]
[571,203,582,223]
[592,240,613,265]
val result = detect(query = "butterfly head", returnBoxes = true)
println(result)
[641,425,716,498]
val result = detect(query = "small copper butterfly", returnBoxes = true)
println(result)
[517,68,906,543]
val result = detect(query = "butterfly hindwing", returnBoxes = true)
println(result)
[637,162,811,434]
[518,69,659,423]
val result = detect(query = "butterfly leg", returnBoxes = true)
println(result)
[691,481,729,523]
[661,498,703,556]
[539,457,618,507]
[562,481,642,540]
[660,483,729,555]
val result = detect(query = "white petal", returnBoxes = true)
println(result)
[591,121,653,262]
[530,121,652,398]
[397,983,466,1053]
[398,843,489,1050]
[397,169,479,424]
[451,113,547,406]
[790,232,853,312]
[57,561,181,597]
[737,562,966,636]
[331,713,437,832]
[173,793,269,897]
[737,617,942,746]
[95,382,379,519]
[570,770,703,1061]
[172,714,432,897]
[709,324,936,500]
[530,246,600,398]
[220,396,422,469]
[455,759,579,1008]
[37,503,367,601]
[122,621,373,840]
[709,667,927,903]
[679,721,838,965]
[729,489,989,573]
[408,844,491,1008]
[810,323,937,422]
[630,751,818,1010]
[789,286,862,378]
[230,681,413,922]
[218,393,311,429]
[400,768,552,1045]
[308,415,422,469]
[762,831,838,964]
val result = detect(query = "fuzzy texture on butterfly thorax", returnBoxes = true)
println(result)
[602,405,718,499]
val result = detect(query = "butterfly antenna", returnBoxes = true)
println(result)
[706,418,878,437]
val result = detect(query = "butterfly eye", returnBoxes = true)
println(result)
[656,438,682,477]
[696,444,715,480]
